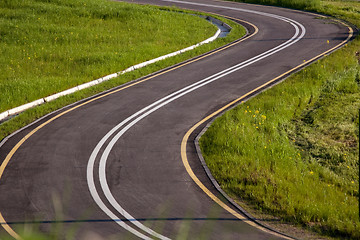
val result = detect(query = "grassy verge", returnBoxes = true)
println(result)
[0,0,216,113]
[200,0,359,238]
[0,0,246,141]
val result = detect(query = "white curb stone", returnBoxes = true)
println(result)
[8,99,45,115]
[0,17,227,122]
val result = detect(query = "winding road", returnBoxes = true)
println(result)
[0,0,355,239]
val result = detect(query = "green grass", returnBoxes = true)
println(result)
[0,0,217,113]
[200,0,360,238]
[0,0,246,141]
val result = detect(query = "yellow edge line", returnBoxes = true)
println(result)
[0,213,22,240]
[180,21,353,239]
[0,15,256,239]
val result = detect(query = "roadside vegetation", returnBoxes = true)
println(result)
[201,0,360,238]
[0,0,245,141]
[0,0,215,113]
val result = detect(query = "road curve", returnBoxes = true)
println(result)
[0,0,354,239]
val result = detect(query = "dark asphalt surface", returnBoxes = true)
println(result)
[0,0,354,239]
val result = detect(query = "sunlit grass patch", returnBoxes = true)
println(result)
[201,45,360,237]
[202,0,360,238]
[0,0,218,113]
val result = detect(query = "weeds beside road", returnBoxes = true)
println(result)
[201,0,360,238]
[0,0,216,114]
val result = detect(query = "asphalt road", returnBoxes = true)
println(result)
[0,0,355,239]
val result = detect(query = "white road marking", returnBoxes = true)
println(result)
[87,1,306,239]
[87,151,153,239]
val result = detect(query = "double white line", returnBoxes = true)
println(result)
[87,1,306,239]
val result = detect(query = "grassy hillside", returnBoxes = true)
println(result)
[0,0,245,141]
[201,0,359,238]
[0,0,217,113]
